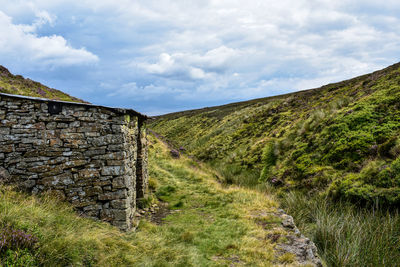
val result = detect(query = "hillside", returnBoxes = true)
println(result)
[0,134,321,266]
[151,62,400,206]
[0,65,85,103]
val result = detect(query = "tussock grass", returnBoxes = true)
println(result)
[281,192,400,267]
[151,62,400,206]
[0,186,137,266]
[0,134,289,266]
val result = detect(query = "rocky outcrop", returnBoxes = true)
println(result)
[0,93,148,231]
[276,209,323,266]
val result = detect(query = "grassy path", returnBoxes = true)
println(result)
[0,134,319,266]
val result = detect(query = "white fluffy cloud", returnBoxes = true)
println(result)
[0,10,98,67]
[139,46,239,80]
[0,0,400,113]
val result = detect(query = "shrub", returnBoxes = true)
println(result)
[0,226,38,266]
[156,185,176,198]
[378,136,398,157]
[322,130,375,169]
[148,177,158,191]
[259,142,277,181]
[1,249,37,267]
[389,138,400,157]
[392,157,400,184]
[0,226,37,253]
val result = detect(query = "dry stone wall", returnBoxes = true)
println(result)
[0,93,148,231]
[136,123,148,200]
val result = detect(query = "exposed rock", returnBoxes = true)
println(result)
[170,149,180,158]
[276,209,322,267]
[0,167,10,183]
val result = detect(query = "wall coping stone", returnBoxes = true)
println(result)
[0,92,148,120]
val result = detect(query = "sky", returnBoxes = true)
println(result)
[0,1,399,115]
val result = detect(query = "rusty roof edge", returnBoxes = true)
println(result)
[0,92,149,119]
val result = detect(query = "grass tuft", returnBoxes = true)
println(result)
[281,191,400,267]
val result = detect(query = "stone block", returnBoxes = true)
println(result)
[57,123,69,128]
[83,204,102,212]
[63,160,87,169]
[40,103,48,112]
[22,138,45,146]
[69,121,81,128]
[60,132,84,139]
[0,128,10,135]
[46,122,57,130]
[107,144,126,151]
[84,149,106,157]
[42,173,73,187]
[92,180,111,187]
[94,152,125,160]
[74,200,97,208]
[48,138,62,147]
[110,199,128,209]
[0,144,13,153]
[28,165,52,173]
[101,166,125,176]
[112,220,130,231]
[84,186,103,196]
[0,167,11,182]
[40,165,64,177]
[111,209,128,221]
[107,160,124,166]
[79,169,100,179]
[100,209,112,221]
[64,139,88,148]
[112,176,128,189]
[85,132,100,137]
[23,179,36,189]
[98,189,127,201]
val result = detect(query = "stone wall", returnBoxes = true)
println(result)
[136,120,148,201]
[0,93,148,231]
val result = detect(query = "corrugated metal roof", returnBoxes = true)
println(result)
[0,92,148,119]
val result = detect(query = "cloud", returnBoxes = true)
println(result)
[0,10,98,68]
[138,46,239,81]
[0,0,400,114]
[107,82,185,101]
[128,1,399,103]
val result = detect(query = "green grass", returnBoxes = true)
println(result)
[281,192,400,267]
[0,134,300,266]
[151,62,400,206]
[150,62,400,266]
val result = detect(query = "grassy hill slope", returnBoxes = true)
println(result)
[0,65,85,103]
[151,62,400,206]
[1,134,318,266]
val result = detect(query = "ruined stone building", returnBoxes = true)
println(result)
[0,92,148,230]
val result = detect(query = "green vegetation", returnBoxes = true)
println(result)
[150,62,400,266]
[0,65,85,103]
[0,134,301,266]
[281,192,400,267]
[151,62,400,206]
